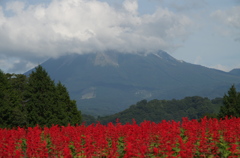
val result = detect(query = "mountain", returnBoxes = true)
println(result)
[25,51,240,116]
[229,69,240,76]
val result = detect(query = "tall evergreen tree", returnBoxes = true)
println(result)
[55,82,82,125]
[0,70,7,107]
[25,65,82,127]
[218,85,240,118]
[1,66,82,128]
[0,70,10,128]
[6,74,28,127]
[0,71,24,128]
[25,65,57,127]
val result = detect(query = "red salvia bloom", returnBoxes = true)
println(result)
[0,117,240,157]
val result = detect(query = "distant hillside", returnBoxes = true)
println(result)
[97,96,223,125]
[229,69,240,76]
[25,51,240,116]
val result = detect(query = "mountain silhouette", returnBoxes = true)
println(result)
[25,51,240,116]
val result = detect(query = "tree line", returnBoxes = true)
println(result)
[0,66,81,128]
[97,96,222,124]
[95,85,240,125]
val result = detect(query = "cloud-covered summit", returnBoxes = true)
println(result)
[0,0,239,73]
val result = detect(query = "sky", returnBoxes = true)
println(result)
[0,0,239,73]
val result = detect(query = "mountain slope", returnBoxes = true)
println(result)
[229,69,240,76]
[25,51,240,116]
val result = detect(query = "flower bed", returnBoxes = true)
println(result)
[0,117,240,157]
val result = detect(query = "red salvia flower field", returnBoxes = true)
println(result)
[0,117,240,157]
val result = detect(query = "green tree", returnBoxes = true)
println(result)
[55,81,82,125]
[67,100,82,125]
[218,85,240,118]
[25,65,59,127]
[25,65,81,127]
[6,74,28,127]
[1,66,81,128]
[0,70,10,128]
[0,71,26,128]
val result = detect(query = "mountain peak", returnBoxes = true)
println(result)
[151,51,178,62]
[93,52,119,67]
[91,50,178,67]
[25,51,240,116]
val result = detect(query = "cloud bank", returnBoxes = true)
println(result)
[0,0,192,61]
[211,6,240,40]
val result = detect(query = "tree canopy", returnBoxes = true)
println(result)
[0,66,81,128]
[218,85,240,118]
[97,96,222,124]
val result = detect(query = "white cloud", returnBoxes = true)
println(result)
[0,0,193,73]
[0,55,36,73]
[123,0,138,15]
[211,6,240,40]
[194,56,202,65]
[210,64,230,72]
[212,8,240,27]
[0,0,192,55]
[210,63,240,72]
[6,1,25,14]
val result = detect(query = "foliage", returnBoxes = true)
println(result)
[218,85,240,119]
[98,96,222,124]
[0,71,28,128]
[82,114,97,126]
[0,117,240,157]
[25,65,58,127]
[53,82,81,126]
[0,66,81,128]
[0,70,10,128]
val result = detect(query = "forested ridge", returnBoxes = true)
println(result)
[96,97,222,125]
[96,85,240,125]
[0,66,81,128]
